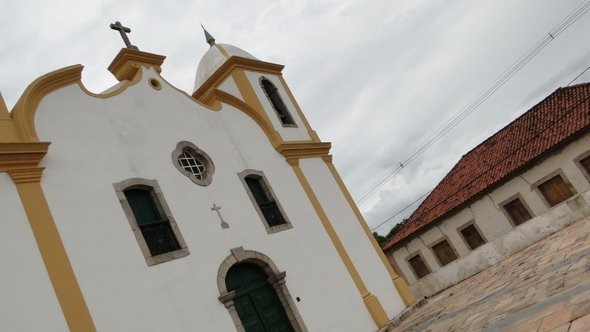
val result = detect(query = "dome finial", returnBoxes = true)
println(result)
[200,23,216,47]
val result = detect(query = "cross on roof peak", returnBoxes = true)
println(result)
[110,21,139,50]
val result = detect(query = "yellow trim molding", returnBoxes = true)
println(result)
[6,165,96,331]
[322,156,416,306]
[0,142,50,172]
[3,65,98,329]
[192,56,285,101]
[209,89,282,147]
[108,48,166,82]
[277,76,320,142]
[290,164,389,328]
[11,65,83,141]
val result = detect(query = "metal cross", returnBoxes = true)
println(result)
[211,204,229,229]
[109,21,139,50]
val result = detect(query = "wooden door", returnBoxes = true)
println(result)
[226,263,294,332]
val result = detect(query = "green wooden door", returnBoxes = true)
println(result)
[226,263,294,332]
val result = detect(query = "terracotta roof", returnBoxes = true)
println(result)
[382,83,590,251]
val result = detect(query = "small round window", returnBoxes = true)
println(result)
[172,141,214,186]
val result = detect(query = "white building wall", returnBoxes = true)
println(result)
[388,133,590,297]
[33,68,385,331]
[217,76,244,101]
[0,173,68,331]
[298,158,405,318]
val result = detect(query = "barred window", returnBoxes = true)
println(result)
[172,141,214,186]
[239,170,292,234]
[113,179,189,266]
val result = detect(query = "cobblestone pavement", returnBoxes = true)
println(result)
[390,216,590,331]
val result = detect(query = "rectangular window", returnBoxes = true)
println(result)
[538,175,574,207]
[503,198,532,225]
[460,224,486,250]
[579,155,590,175]
[124,188,180,256]
[408,254,430,279]
[432,240,457,266]
[114,179,189,266]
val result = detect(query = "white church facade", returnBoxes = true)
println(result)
[0,27,414,331]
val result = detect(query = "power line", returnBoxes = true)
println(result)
[355,1,590,207]
[567,66,590,86]
[370,189,432,233]
[371,79,590,234]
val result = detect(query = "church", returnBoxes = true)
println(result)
[0,24,414,331]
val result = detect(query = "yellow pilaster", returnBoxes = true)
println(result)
[8,167,96,332]
[289,160,389,328]
[322,156,416,306]
[1,69,97,331]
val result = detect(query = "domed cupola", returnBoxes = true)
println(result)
[193,27,258,93]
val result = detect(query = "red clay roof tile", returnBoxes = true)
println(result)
[382,83,590,251]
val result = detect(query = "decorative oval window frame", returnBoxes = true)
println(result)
[172,141,215,186]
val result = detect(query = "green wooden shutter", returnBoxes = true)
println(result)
[246,177,270,204]
[226,264,294,332]
[124,189,163,225]
[124,188,180,256]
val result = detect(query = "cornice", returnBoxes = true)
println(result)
[8,167,45,183]
[276,141,332,162]
[0,142,51,172]
[108,48,166,81]
[192,56,285,101]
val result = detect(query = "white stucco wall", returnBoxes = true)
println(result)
[299,158,406,318]
[217,76,244,101]
[388,133,590,298]
[0,174,68,331]
[32,67,388,331]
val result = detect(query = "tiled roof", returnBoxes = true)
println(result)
[382,83,590,251]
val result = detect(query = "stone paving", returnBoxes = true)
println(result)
[389,216,590,331]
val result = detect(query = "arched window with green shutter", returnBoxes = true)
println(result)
[239,170,293,234]
[124,188,181,256]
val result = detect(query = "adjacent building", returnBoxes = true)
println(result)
[383,83,590,298]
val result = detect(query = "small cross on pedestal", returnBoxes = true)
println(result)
[211,204,229,229]
[110,21,139,50]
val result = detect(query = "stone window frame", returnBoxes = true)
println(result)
[238,169,293,234]
[259,76,298,128]
[405,251,432,280]
[172,141,215,186]
[532,169,577,208]
[574,150,590,183]
[457,220,487,251]
[113,178,189,266]
[499,193,535,227]
[428,236,459,267]
[217,247,307,332]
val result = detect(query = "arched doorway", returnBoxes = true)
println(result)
[226,263,294,332]
[217,247,307,331]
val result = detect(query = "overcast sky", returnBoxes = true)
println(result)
[2,0,590,234]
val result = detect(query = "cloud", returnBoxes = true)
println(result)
[1,0,590,235]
